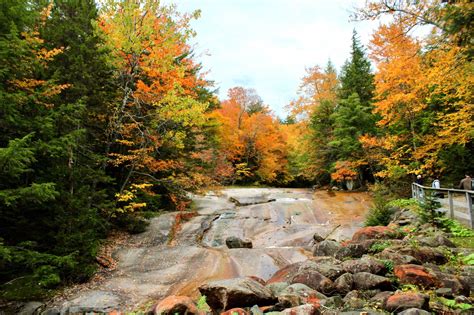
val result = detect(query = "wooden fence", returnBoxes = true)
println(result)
[411,183,474,228]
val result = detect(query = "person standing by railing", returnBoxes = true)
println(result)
[432,178,443,198]
[459,175,472,190]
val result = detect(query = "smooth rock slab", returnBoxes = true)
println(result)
[18,302,43,315]
[62,291,121,314]
[198,277,276,312]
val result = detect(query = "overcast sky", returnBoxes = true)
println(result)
[167,0,382,117]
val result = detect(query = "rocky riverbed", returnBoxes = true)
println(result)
[19,188,474,314]
[26,188,371,314]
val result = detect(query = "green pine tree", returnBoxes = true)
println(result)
[338,29,375,105]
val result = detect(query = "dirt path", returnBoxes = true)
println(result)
[47,188,372,313]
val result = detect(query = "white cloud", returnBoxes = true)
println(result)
[166,0,381,117]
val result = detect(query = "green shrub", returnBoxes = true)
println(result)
[438,217,474,237]
[415,192,444,226]
[439,297,472,310]
[196,295,211,312]
[369,241,392,253]
[365,183,401,226]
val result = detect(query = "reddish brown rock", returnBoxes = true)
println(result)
[266,263,302,284]
[153,296,199,315]
[220,308,249,315]
[352,226,402,242]
[280,303,320,315]
[247,276,266,286]
[394,264,439,288]
[385,292,429,312]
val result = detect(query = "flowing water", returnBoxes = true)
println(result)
[52,188,372,312]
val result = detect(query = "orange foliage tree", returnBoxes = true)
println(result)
[359,1,473,182]
[98,0,215,212]
[211,87,289,184]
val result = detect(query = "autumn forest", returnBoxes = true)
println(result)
[0,0,473,300]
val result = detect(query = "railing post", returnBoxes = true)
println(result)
[448,191,454,219]
[467,192,473,229]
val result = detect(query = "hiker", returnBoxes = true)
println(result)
[416,175,424,185]
[432,178,444,198]
[459,175,473,190]
[415,175,424,198]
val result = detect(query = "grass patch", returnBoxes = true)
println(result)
[450,236,474,249]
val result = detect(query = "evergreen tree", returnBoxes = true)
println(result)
[339,29,375,106]
[308,61,339,183]
[330,93,375,160]
[0,1,80,297]
[329,30,378,185]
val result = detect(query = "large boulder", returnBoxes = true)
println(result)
[418,234,456,248]
[385,292,429,312]
[394,264,439,288]
[342,256,387,275]
[352,272,392,290]
[433,271,470,296]
[152,296,199,315]
[266,263,302,284]
[305,260,344,280]
[398,308,431,315]
[280,303,320,315]
[313,240,341,257]
[394,246,448,264]
[333,273,354,295]
[265,282,290,297]
[376,248,420,265]
[225,236,253,249]
[267,261,334,294]
[461,265,474,293]
[352,226,402,242]
[198,278,276,312]
[290,268,334,295]
[369,291,394,309]
[279,283,326,300]
[334,241,375,259]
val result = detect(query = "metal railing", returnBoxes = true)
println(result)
[412,183,474,228]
